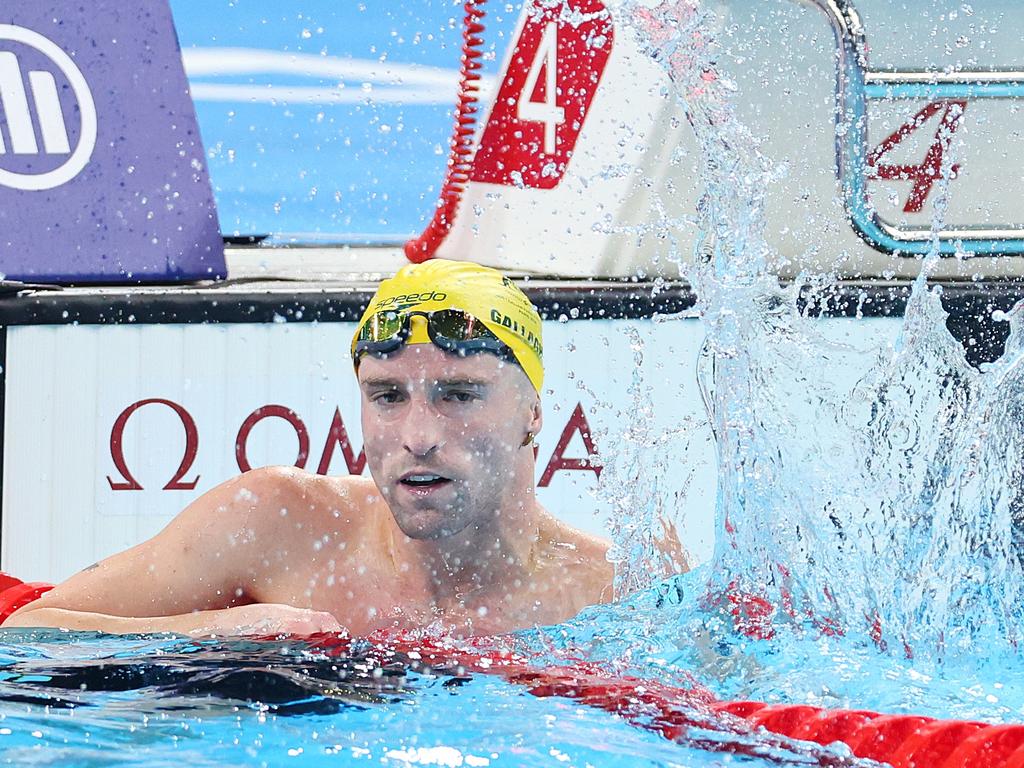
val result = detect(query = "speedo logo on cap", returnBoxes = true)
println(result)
[374,291,447,310]
[490,309,543,356]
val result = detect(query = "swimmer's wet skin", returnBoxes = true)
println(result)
[1,259,615,638]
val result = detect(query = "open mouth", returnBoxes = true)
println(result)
[399,473,452,490]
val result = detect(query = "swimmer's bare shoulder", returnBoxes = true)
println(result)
[247,466,380,549]
[574,528,616,605]
[255,471,397,604]
[539,512,615,609]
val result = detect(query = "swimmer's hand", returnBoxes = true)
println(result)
[3,603,344,637]
[191,603,345,637]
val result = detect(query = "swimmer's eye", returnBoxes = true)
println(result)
[443,390,480,404]
[369,390,404,405]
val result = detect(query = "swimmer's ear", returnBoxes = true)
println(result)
[528,395,542,438]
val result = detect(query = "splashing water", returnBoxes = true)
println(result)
[600,0,1024,662]
[600,325,702,596]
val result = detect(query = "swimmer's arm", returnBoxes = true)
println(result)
[1,606,223,633]
[2,603,342,636]
[5,467,330,625]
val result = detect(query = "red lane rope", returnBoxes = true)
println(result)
[404,0,487,263]
[371,634,1024,768]
[3,574,1021,767]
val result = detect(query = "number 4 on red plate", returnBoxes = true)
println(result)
[470,0,614,190]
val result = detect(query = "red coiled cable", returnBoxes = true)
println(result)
[404,0,487,263]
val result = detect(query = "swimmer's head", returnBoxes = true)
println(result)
[351,259,544,393]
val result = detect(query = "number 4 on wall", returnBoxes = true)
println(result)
[867,99,967,214]
[471,0,614,190]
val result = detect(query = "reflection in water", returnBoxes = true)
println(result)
[0,633,414,715]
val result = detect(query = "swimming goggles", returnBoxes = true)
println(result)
[353,309,519,366]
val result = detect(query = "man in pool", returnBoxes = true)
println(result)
[3,259,614,638]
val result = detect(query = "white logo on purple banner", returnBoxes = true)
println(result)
[0,24,96,191]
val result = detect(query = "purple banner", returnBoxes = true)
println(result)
[0,2,225,283]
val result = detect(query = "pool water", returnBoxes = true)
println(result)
[0,618,877,768]
[3,570,1022,766]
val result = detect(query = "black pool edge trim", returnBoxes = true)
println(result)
[0,279,1021,326]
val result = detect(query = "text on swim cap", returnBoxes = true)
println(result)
[374,291,448,310]
[490,309,543,356]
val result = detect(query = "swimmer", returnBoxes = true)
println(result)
[3,260,614,638]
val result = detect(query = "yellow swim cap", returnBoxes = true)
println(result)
[352,259,544,392]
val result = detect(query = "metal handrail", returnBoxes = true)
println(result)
[804,0,1024,256]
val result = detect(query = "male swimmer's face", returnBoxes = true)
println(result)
[358,343,539,540]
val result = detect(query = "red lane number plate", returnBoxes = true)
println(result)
[470,0,614,190]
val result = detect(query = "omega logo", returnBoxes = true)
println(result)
[0,24,97,190]
[107,399,201,491]
[106,399,602,492]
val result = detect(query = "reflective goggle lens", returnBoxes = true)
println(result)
[357,310,405,343]
[428,309,493,344]
[354,309,514,363]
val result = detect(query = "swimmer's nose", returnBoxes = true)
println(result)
[401,397,445,457]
